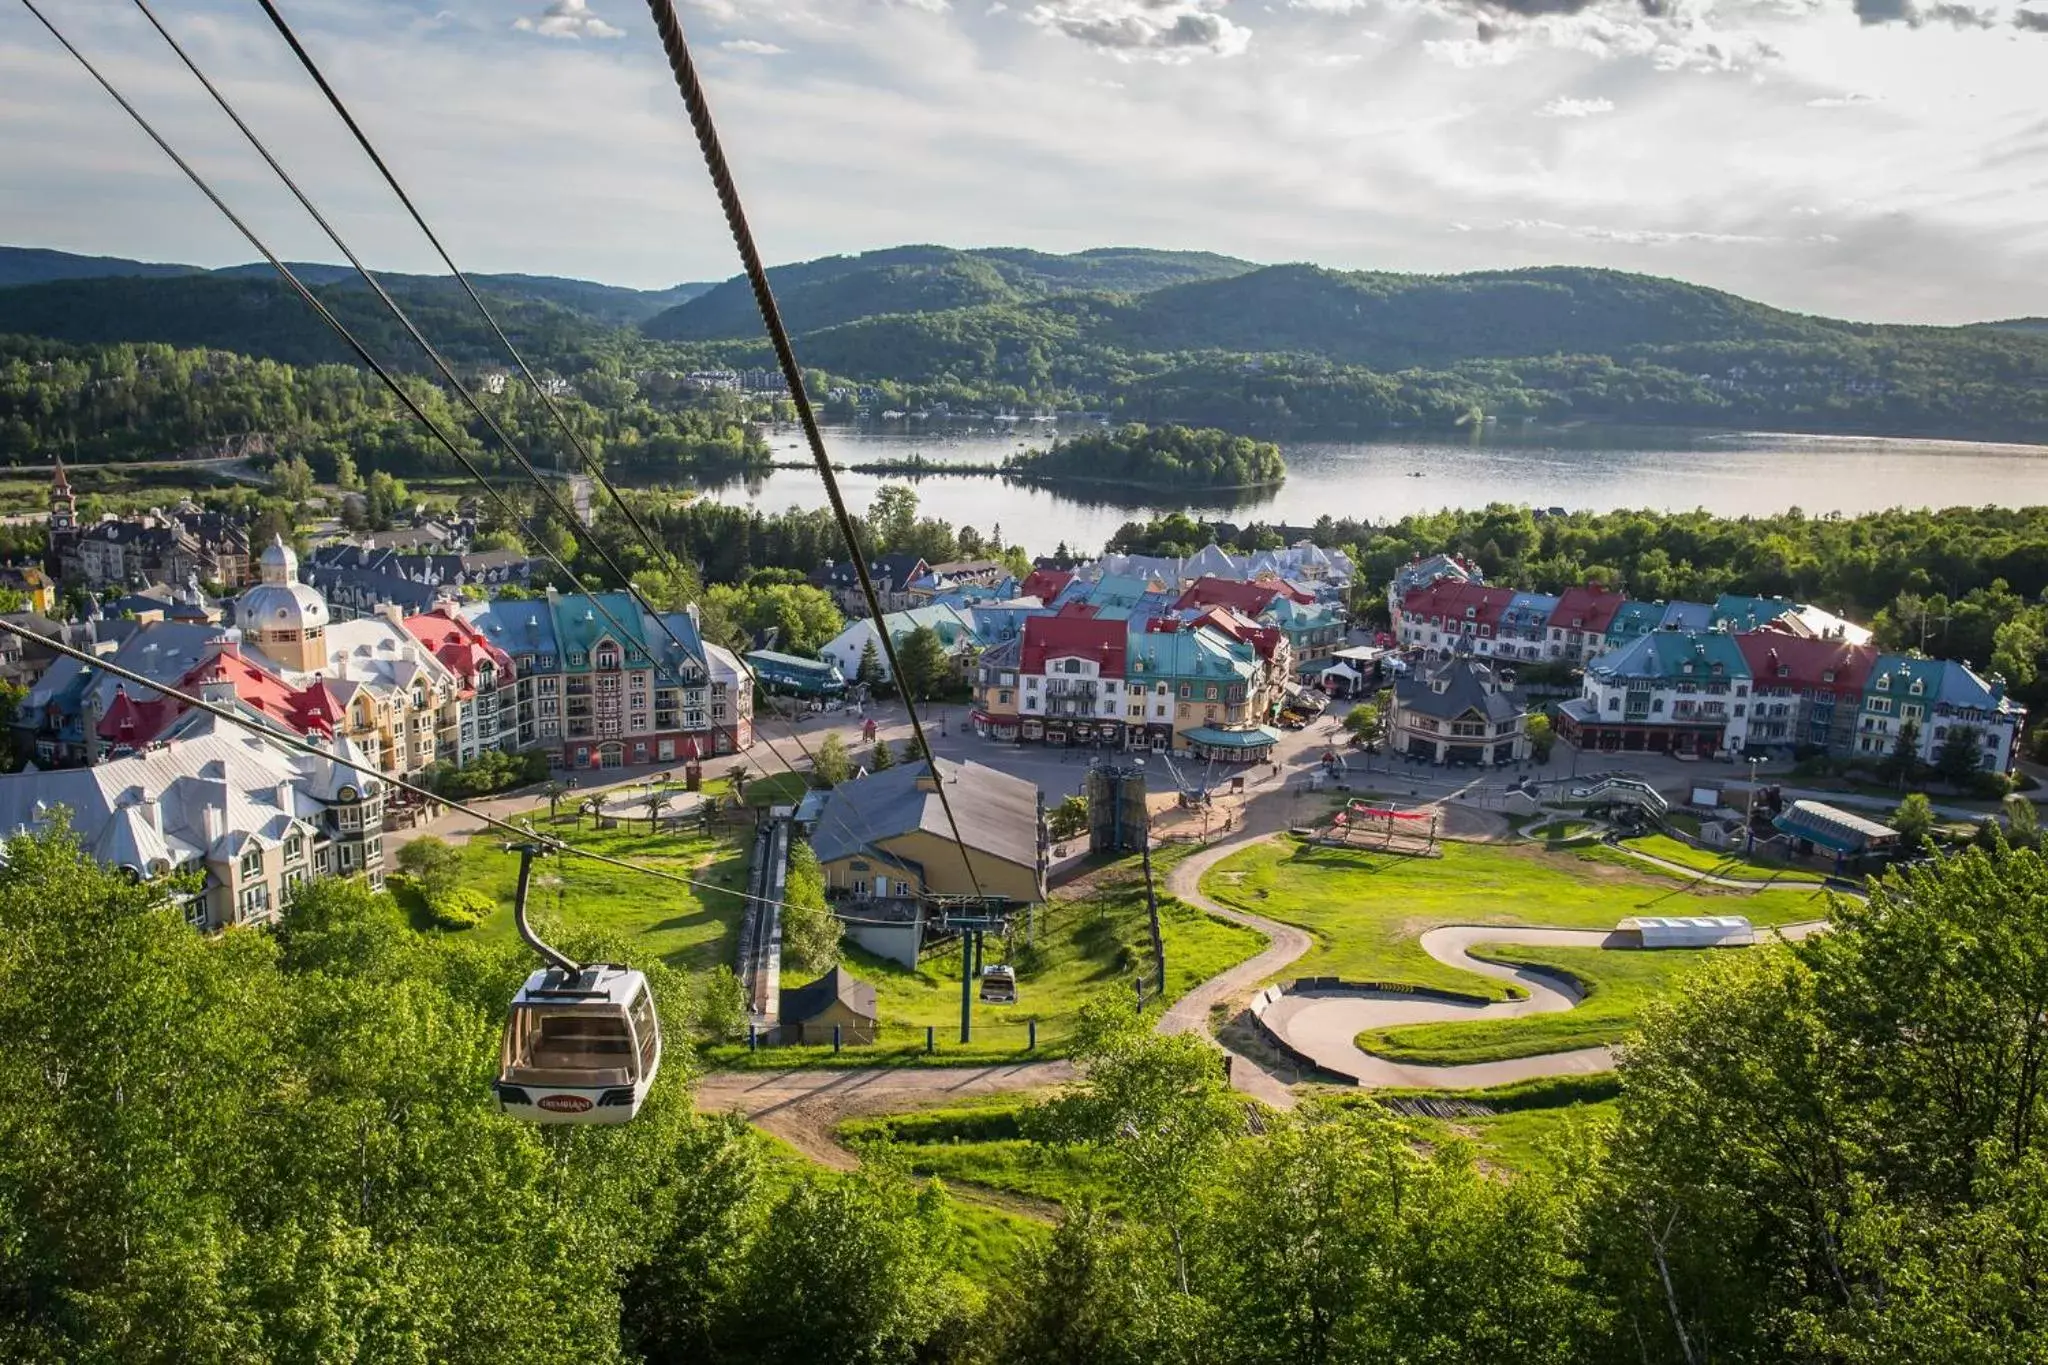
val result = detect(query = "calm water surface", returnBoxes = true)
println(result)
[701,424,2048,555]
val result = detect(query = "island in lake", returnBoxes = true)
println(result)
[1003,423,1286,492]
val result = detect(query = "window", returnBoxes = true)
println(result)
[239,847,262,878]
[284,835,304,863]
[239,884,270,918]
[596,648,619,670]
[1205,685,1218,701]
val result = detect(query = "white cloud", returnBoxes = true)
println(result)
[720,38,789,53]
[1306,49,1366,62]
[1287,0,1370,11]
[512,0,625,39]
[1499,218,1778,245]
[1538,95,1617,116]
[1026,0,1254,57]
[1807,91,1879,106]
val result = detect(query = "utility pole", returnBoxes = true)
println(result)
[1745,755,1761,853]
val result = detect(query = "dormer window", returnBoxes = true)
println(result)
[1877,675,1890,690]
[596,647,620,670]
[1910,678,1924,695]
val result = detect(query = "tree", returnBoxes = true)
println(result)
[899,735,927,766]
[1027,1001,1241,1293]
[728,763,750,804]
[691,964,749,1042]
[855,637,885,690]
[720,1167,973,1364]
[271,453,315,505]
[2004,793,2039,850]
[395,834,461,903]
[780,840,841,975]
[333,448,361,491]
[868,484,919,552]
[1525,711,1555,762]
[870,739,895,771]
[1937,722,1988,787]
[1344,701,1382,746]
[364,469,410,530]
[642,788,674,835]
[1882,716,1923,786]
[895,624,951,702]
[1048,793,1089,842]
[1891,791,1936,847]
[811,732,852,788]
[1594,844,2048,1361]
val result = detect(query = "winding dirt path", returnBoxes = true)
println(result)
[694,1061,1074,1166]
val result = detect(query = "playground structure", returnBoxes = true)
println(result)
[1308,799,1444,858]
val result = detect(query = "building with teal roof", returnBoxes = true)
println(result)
[1559,631,1753,757]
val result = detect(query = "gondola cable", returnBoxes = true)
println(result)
[637,0,988,899]
[0,615,925,929]
[168,0,914,880]
[242,0,951,887]
[119,0,721,718]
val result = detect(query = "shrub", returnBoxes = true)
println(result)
[428,887,495,929]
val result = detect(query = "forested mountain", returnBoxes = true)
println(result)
[8,240,2048,441]
[0,246,203,287]
[0,274,622,369]
[641,244,1256,341]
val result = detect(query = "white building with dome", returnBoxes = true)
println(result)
[236,536,330,673]
[231,540,460,779]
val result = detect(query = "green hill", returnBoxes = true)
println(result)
[641,244,1256,341]
[0,273,628,368]
[0,246,207,288]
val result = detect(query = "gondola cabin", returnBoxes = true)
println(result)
[978,963,1017,1005]
[495,963,661,1124]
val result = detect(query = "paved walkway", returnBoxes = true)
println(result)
[1160,831,1310,1111]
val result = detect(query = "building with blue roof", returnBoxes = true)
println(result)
[1855,654,2023,773]
[1499,591,1561,661]
[1558,631,1753,757]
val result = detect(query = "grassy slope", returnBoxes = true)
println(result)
[708,849,1265,1066]
[1201,837,1829,999]
[1356,942,1738,1065]
[1616,831,1830,884]
[452,818,751,971]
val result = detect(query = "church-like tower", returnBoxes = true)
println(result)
[48,456,77,539]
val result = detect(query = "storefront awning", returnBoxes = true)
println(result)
[1182,725,1282,748]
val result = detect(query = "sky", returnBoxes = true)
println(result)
[2,0,2046,324]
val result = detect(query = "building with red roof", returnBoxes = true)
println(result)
[1545,584,1626,663]
[1173,576,1286,618]
[1394,580,1517,659]
[405,608,517,760]
[1019,566,1075,605]
[95,636,337,759]
[1735,633,1877,753]
[1013,613,1131,747]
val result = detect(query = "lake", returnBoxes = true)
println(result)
[698,423,2048,554]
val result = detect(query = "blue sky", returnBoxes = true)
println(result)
[2,0,2045,323]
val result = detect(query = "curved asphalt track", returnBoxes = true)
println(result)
[1257,919,1829,1087]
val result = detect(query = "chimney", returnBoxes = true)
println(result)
[378,602,405,629]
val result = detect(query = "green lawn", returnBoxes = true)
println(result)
[1201,836,1829,1001]
[449,818,752,971]
[1614,831,1830,884]
[1355,942,1739,1065]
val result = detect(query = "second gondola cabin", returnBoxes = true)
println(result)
[495,963,661,1124]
